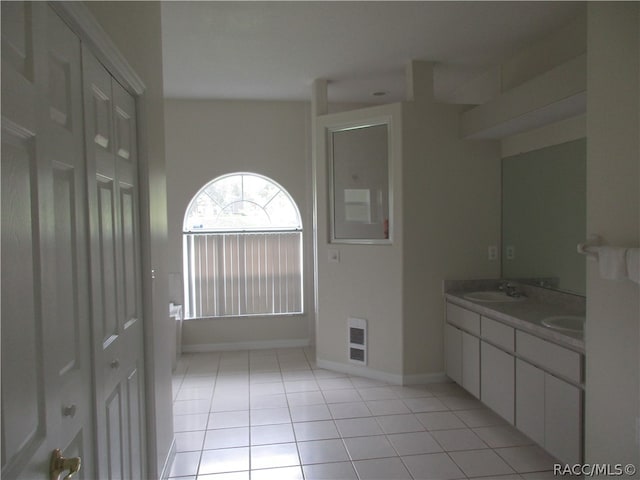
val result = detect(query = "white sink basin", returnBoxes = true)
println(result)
[463,291,525,303]
[542,315,585,333]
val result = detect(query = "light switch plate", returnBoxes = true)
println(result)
[488,246,498,261]
[506,246,515,260]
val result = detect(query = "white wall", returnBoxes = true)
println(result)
[314,101,501,382]
[164,99,313,349]
[84,2,173,478]
[402,102,501,378]
[585,2,639,470]
[315,104,406,380]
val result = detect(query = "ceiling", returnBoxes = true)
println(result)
[161,1,584,104]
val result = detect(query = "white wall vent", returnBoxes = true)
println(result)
[348,317,367,365]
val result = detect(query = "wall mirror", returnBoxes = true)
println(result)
[501,138,586,295]
[329,121,391,244]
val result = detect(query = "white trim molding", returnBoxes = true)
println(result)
[316,358,450,386]
[182,338,310,353]
[49,1,146,95]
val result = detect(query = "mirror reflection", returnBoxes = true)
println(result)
[330,123,391,243]
[502,138,586,295]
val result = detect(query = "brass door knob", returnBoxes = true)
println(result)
[50,449,81,480]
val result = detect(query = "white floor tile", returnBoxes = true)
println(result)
[449,448,516,477]
[250,466,303,480]
[439,394,484,411]
[495,445,557,473]
[349,377,388,388]
[317,378,355,390]
[387,431,443,456]
[365,399,411,416]
[284,380,320,393]
[352,457,412,480]
[297,439,350,464]
[402,396,449,413]
[208,411,250,429]
[281,370,316,382]
[290,404,332,422]
[197,472,249,480]
[430,428,489,451]
[250,423,295,445]
[250,382,285,396]
[170,349,555,480]
[473,425,534,448]
[424,382,468,397]
[416,411,467,431]
[401,452,466,480]
[175,430,205,452]
[174,413,209,432]
[250,407,291,426]
[388,385,434,398]
[375,414,425,434]
[286,391,326,406]
[293,420,340,442]
[250,443,300,469]
[321,389,362,404]
[455,408,507,428]
[328,402,372,419]
[204,427,249,450]
[343,435,397,460]
[303,461,358,480]
[313,369,349,379]
[249,394,288,410]
[357,387,398,401]
[198,447,250,475]
[335,417,384,438]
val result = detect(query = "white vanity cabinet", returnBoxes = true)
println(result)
[516,331,583,465]
[444,304,480,398]
[481,341,515,423]
[444,300,584,465]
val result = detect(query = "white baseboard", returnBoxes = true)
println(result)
[316,358,449,386]
[402,372,450,385]
[159,438,176,480]
[182,338,310,353]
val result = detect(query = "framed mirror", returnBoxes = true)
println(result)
[502,138,586,295]
[328,121,392,244]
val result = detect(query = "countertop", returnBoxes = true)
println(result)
[444,290,585,353]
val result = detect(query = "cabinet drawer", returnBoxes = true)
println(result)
[446,303,480,335]
[516,331,582,383]
[481,317,514,352]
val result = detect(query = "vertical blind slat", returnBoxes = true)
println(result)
[183,232,303,318]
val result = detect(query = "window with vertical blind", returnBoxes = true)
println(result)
[183,173,303,319]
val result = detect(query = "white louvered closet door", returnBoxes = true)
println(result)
[1,4,94,478]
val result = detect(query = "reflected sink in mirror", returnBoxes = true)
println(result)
[541,315,585,333]
[463,291,526,303]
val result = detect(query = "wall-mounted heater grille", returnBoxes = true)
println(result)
[348,317,367,365]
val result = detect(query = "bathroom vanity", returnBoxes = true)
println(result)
[443,280,585,465]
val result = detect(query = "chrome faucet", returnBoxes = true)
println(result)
[499,281,525,298]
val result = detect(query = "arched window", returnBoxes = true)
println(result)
[183,173,303,318]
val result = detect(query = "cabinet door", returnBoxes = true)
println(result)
[515,359,545,446]
[481,341,515,424]
[445,323,462,385]
[545,374,582,464]
[462,332,480,398]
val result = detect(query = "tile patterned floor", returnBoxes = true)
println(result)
[169,348,558,480]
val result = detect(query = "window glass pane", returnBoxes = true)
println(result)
[242,174,280,207]
[264,191,300,228]
[205,174,242,206]
[216,201,271,229]
[184,173,301,232]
